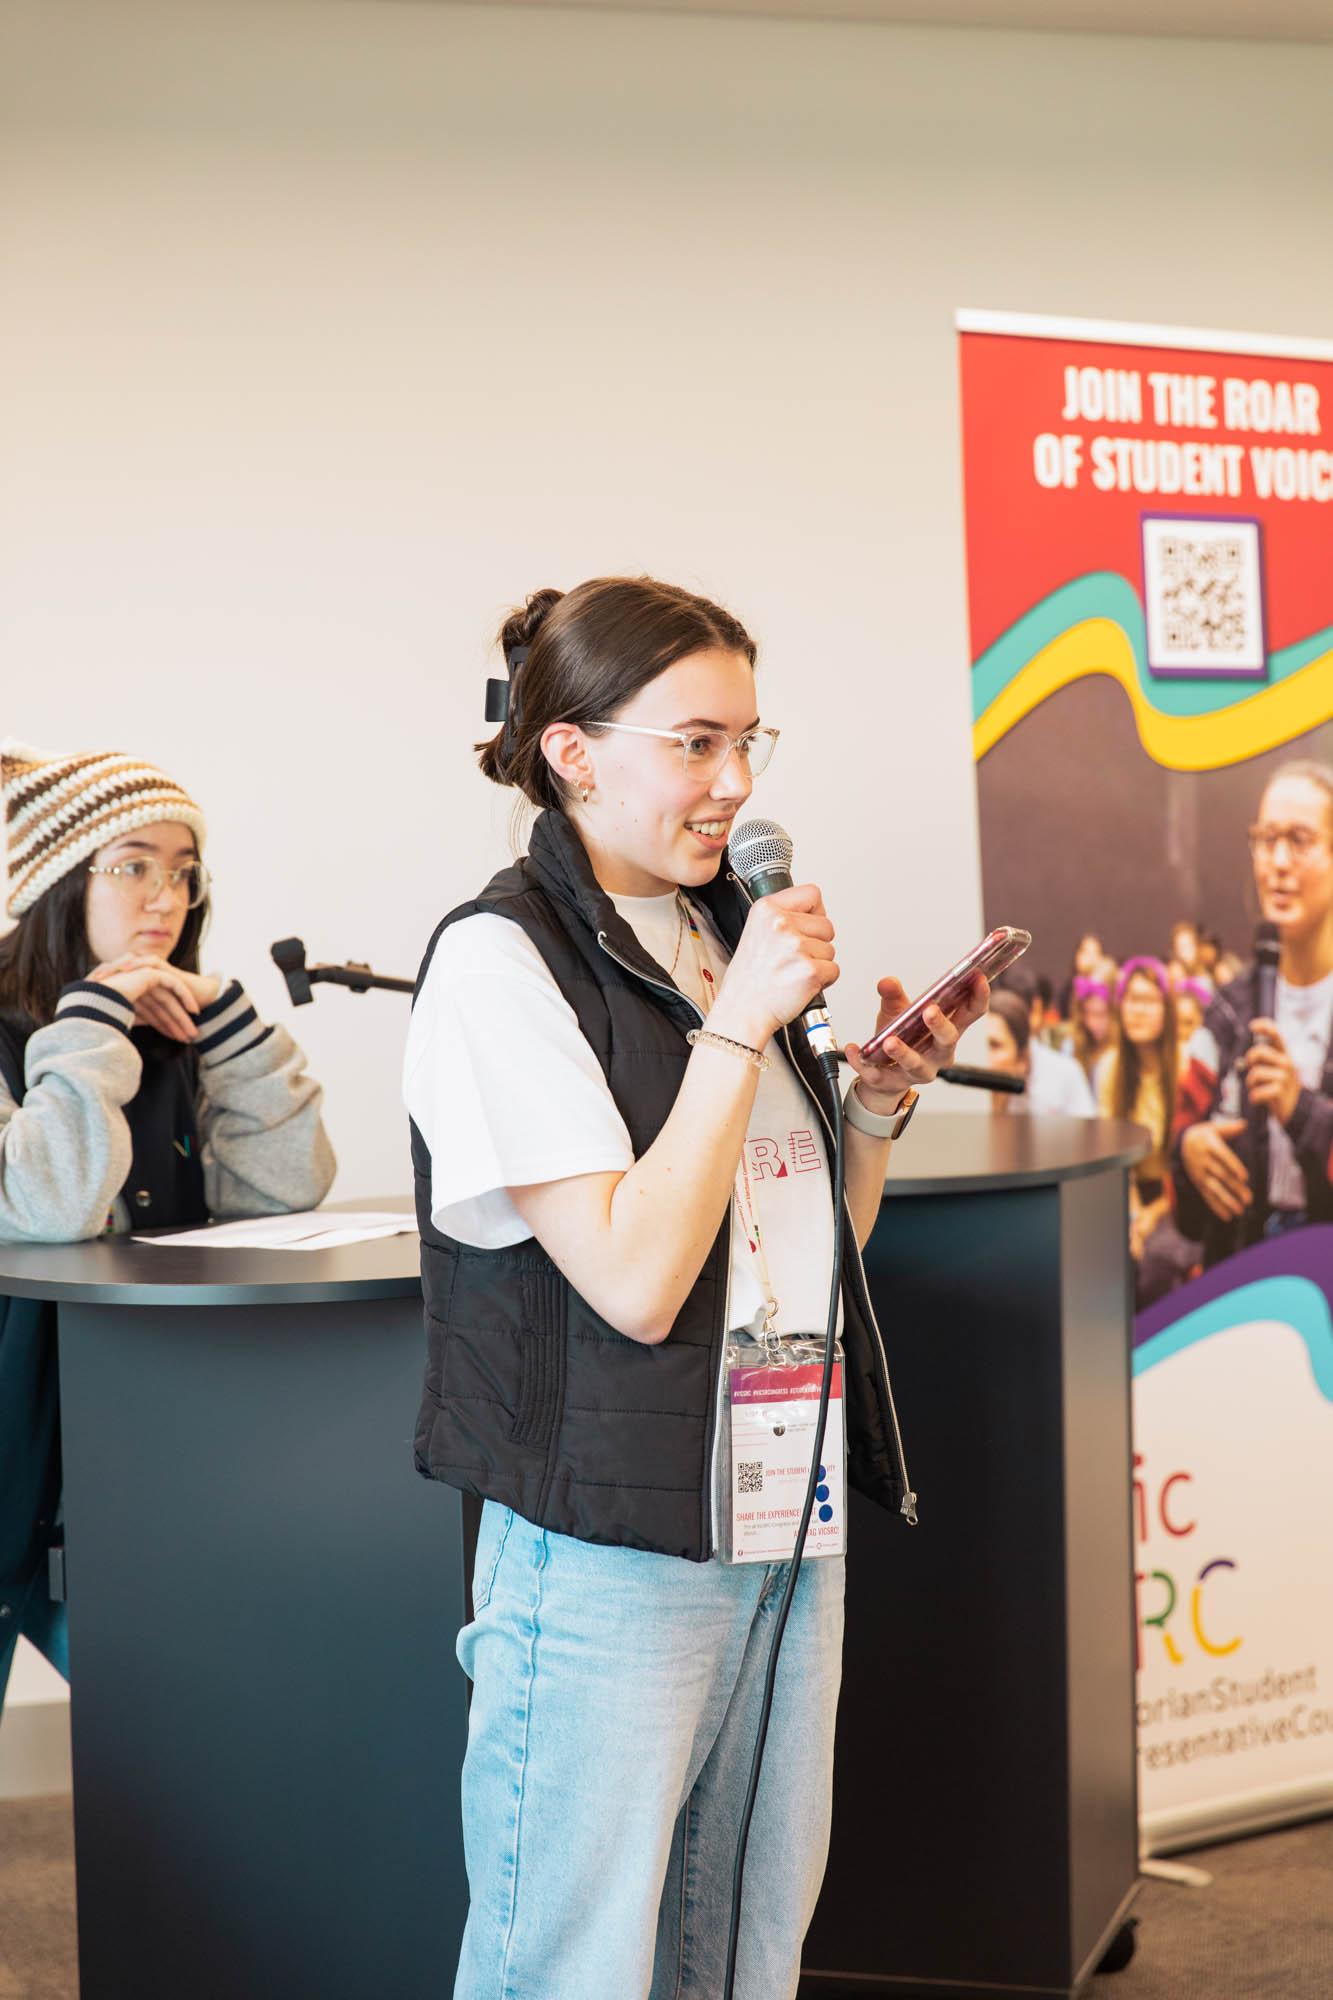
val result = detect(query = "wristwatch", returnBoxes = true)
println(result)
[843,1083,920,1141]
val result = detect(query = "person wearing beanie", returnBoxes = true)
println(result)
[0,739,336,1712]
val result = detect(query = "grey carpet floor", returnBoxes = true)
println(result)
[0,1795,1328,1997]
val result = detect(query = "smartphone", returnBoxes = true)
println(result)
[860,926,1032,1061]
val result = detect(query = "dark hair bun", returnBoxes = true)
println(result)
[499,587,563,661]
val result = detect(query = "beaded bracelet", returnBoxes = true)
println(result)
[686,1027,771,1072]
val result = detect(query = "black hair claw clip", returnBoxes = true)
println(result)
[485,643,530,722]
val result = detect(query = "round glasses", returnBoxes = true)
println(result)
[1247,824,1328,863]
[587,721,779,781]
[87,857,211,908]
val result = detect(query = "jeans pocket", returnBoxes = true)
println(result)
[469,1503,513,1616]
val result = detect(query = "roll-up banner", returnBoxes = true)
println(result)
[957,310,1333,1853]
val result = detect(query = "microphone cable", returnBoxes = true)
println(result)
[721,1058,846,2000]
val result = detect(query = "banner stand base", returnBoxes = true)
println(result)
[1139,1855,1214,1889]
[1141,1782,1333,1859]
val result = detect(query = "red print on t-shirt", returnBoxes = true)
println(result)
[745,1131,824,1180]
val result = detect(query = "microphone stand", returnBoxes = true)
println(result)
[270,937,414,1007]
[939,1063,1025,1096]
[835,1054,1025,1096]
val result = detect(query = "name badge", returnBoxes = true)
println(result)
[720,1338,847,1565]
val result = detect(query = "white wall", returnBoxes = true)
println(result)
[4,0,1333,1213]
[0,1640,71,1799]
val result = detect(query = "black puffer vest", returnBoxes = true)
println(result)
[409,810,911,1561]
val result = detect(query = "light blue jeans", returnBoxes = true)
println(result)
[453,1502,846,2000]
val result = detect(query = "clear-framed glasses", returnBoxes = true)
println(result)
[587,720,780,781]
[87,856,211,908]
[1246,823,1327,863]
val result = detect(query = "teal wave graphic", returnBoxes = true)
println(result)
[971,572,1333,725]
[1134,1275,1333,1404]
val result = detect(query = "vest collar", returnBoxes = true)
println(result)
[525,809,749,992]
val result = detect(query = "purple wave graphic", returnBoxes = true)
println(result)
[1134,1224,1333,1350]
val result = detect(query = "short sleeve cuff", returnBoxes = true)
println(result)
[55,981,136,1037]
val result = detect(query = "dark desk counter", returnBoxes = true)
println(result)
[0,1204,421,1305]
[803,1112,1147,1999]
[881,1109,1149,1196]
[2,1204,464,2000]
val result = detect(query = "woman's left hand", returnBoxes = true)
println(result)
[843,973,991,1116]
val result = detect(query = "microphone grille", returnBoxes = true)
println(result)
[729,817,794,884]
[1255,920,1281,964]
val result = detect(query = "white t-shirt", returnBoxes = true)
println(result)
[402,888,840,1337]
[1024,1039,1098,1117]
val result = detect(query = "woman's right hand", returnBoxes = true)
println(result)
[87,954,202,1043]
[1180,1117,1250,1221]
[707,884,838,1049]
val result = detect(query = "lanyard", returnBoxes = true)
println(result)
[678,895,782,1342]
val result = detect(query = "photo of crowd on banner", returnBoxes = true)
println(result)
[982,759,1333,1311]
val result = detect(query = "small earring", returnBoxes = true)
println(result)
[579,784,591,805]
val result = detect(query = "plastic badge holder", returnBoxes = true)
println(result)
[716,1333,847,1565]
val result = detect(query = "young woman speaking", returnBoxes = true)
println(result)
[403,578,987,2000]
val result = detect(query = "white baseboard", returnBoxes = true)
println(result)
[0,1696,72,1800]
[1,1636,71,1799]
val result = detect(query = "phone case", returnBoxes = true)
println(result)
[862,927,1032,1060]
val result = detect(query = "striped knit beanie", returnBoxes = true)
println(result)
[2,740,207,919]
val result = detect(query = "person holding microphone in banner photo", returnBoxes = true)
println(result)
[0,741,335,1717]
[1173,758,1333,1268]
[401,577,988,2000]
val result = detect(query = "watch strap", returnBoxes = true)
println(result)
[843,1082,918,1140]
[890,1087,920,1141]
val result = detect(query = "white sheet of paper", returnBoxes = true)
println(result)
[132,1209,416,1250]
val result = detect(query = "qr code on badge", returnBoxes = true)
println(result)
[737,1460,764,1495]
[1141,515,1265,678]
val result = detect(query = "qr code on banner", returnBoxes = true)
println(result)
[1141,515,1266,678]
[737,1460,764,1496]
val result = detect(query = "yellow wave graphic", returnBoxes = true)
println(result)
[974,621,1333,771]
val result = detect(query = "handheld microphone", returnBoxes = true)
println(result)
[1244,921,1281,1245]
[728,818,839,1078]
[1254,920,1280,1022]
